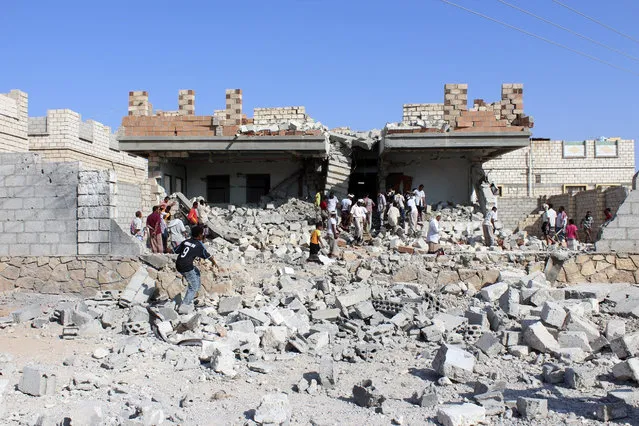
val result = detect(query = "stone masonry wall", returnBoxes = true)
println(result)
[28,109,148,184]
[0,153,78,256]
[0,90,28,153]
[484,138,635,198]
[597,189,639,252]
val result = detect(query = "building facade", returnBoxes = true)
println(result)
[483,137,635,198]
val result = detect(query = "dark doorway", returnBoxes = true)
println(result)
[348,172,378,200]
[246,174,271,203]
[386,173,413,194]
[207,175,230,204]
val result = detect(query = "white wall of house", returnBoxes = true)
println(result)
[160,156,302,204]
[383,153,471,205]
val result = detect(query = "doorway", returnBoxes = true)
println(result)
[246,174,271,203]
[207,175,230,204]
[348,172,378,199]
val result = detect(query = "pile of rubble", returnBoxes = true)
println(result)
[2,248,639,424]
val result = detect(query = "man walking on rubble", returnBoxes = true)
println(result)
[406,192,418,236]
[414,184,426,223]
[482,206,497,247]
[427,212,444,255]
[327,211,339,258]
[351,199,367,243]
[340,194,354,231]
[146,206,164,253]
[375,190,386,231]
[387,202,400,234]
[175,225,219,314]
[363,193,375,233]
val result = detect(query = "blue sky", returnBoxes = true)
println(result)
[1,0,638,167]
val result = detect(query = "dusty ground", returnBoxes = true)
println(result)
[1,290,638,426]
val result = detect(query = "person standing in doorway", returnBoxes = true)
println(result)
[146,206,163,254]
[175,225,219,314]
[482,207,497,247]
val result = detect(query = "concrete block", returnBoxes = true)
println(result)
[312,309,340,321]
[606,319,626,341]
[612,358,639,382]
[437,403,486,426]
[218,296,242,315]
[517,397,548,419]
[319,358,337,388]
[610,333,639,359]
[523,321,560,353]
[432,344,475,383]
[565,367,595,389]
[18,366,56,396]
[11,304,41,323]
[336,287,371,309]
[479,282,508,302]
[254,393,291,425]
[353,301,375,319]
[540,301,566,329]
[352,380,386,408]
[474,333,504,357]
[596,402,628,422]
[499,287,520,317]
[565,312,600,342]
[210,345,237,377]
[558,331,592,351]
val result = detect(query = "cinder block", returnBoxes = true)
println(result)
[18,366,56,396]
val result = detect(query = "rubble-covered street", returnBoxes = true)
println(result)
[1,200,639,426]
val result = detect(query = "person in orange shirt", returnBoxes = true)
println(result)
[307,222,324,262]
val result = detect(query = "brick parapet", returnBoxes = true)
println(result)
[0,90,29,153]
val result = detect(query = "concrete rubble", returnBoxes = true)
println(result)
[0,197,638,424]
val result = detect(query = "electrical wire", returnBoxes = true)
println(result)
[437,0,639,77]
[551,0,639,45]
[496,0,639,62]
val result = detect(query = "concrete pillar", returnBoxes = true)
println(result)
[225,89,242,126]
[128,91,152,116]
[178,90,195,115]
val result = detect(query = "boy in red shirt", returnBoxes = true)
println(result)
[565,218,579,250]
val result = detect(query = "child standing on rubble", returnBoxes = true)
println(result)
[307,222,324,262]
[175,225,219,314]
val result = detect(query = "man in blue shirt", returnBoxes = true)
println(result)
[175,225,219,314]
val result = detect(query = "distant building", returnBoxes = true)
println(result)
[484,137,635,197]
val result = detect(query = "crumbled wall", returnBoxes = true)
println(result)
[0,90,28,153]
[597,189,639,252]
[28,109,147,184]
[484,138,635,197]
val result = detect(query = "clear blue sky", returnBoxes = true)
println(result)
[1,0,638,168]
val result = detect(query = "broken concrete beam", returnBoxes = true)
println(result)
[18,366,56,396]
[516,397,548,419]
[432,344,475,383]
[523,321,560,354]
[254,393,291,425]
[437,403,486,426]
[119,267,155,307]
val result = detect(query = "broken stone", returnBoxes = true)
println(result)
[336,287,371,309]
[479,282,508,302]
[352,379,386,408]
[412,387,438,408]
[474,333,504,357]
[18,366,56,396]
[612,358,639,382]
[516,397,548,419]
[353,301,376,319]
[254,393,291,425]
[432,344,475,383]
[312,309,340,321]
[565,312,600,342]
[558,331,592,351]
[523,322,559,354]
[595,402,628,422]
[474,391,504,416]
[540,301,566,329]
[610,333,639,359]
[606,319,626,341]
[11,304,41,323]
[564,366,595,389]
[437,403,486,426]
[319,358,337,388]
[218,296,242,315]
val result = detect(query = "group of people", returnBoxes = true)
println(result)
[541,204,612,250]
[130,197,211,255]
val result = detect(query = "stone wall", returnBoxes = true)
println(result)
[28,109,148,184]
[0,153,78,256]
[0,90,28,153]
[555,253,639,284]
[597,189,639,252]
[484,138,635,198]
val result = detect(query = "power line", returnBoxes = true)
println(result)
[496,0,639,62]
[551,0,639,45]
[437,0,639,77]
